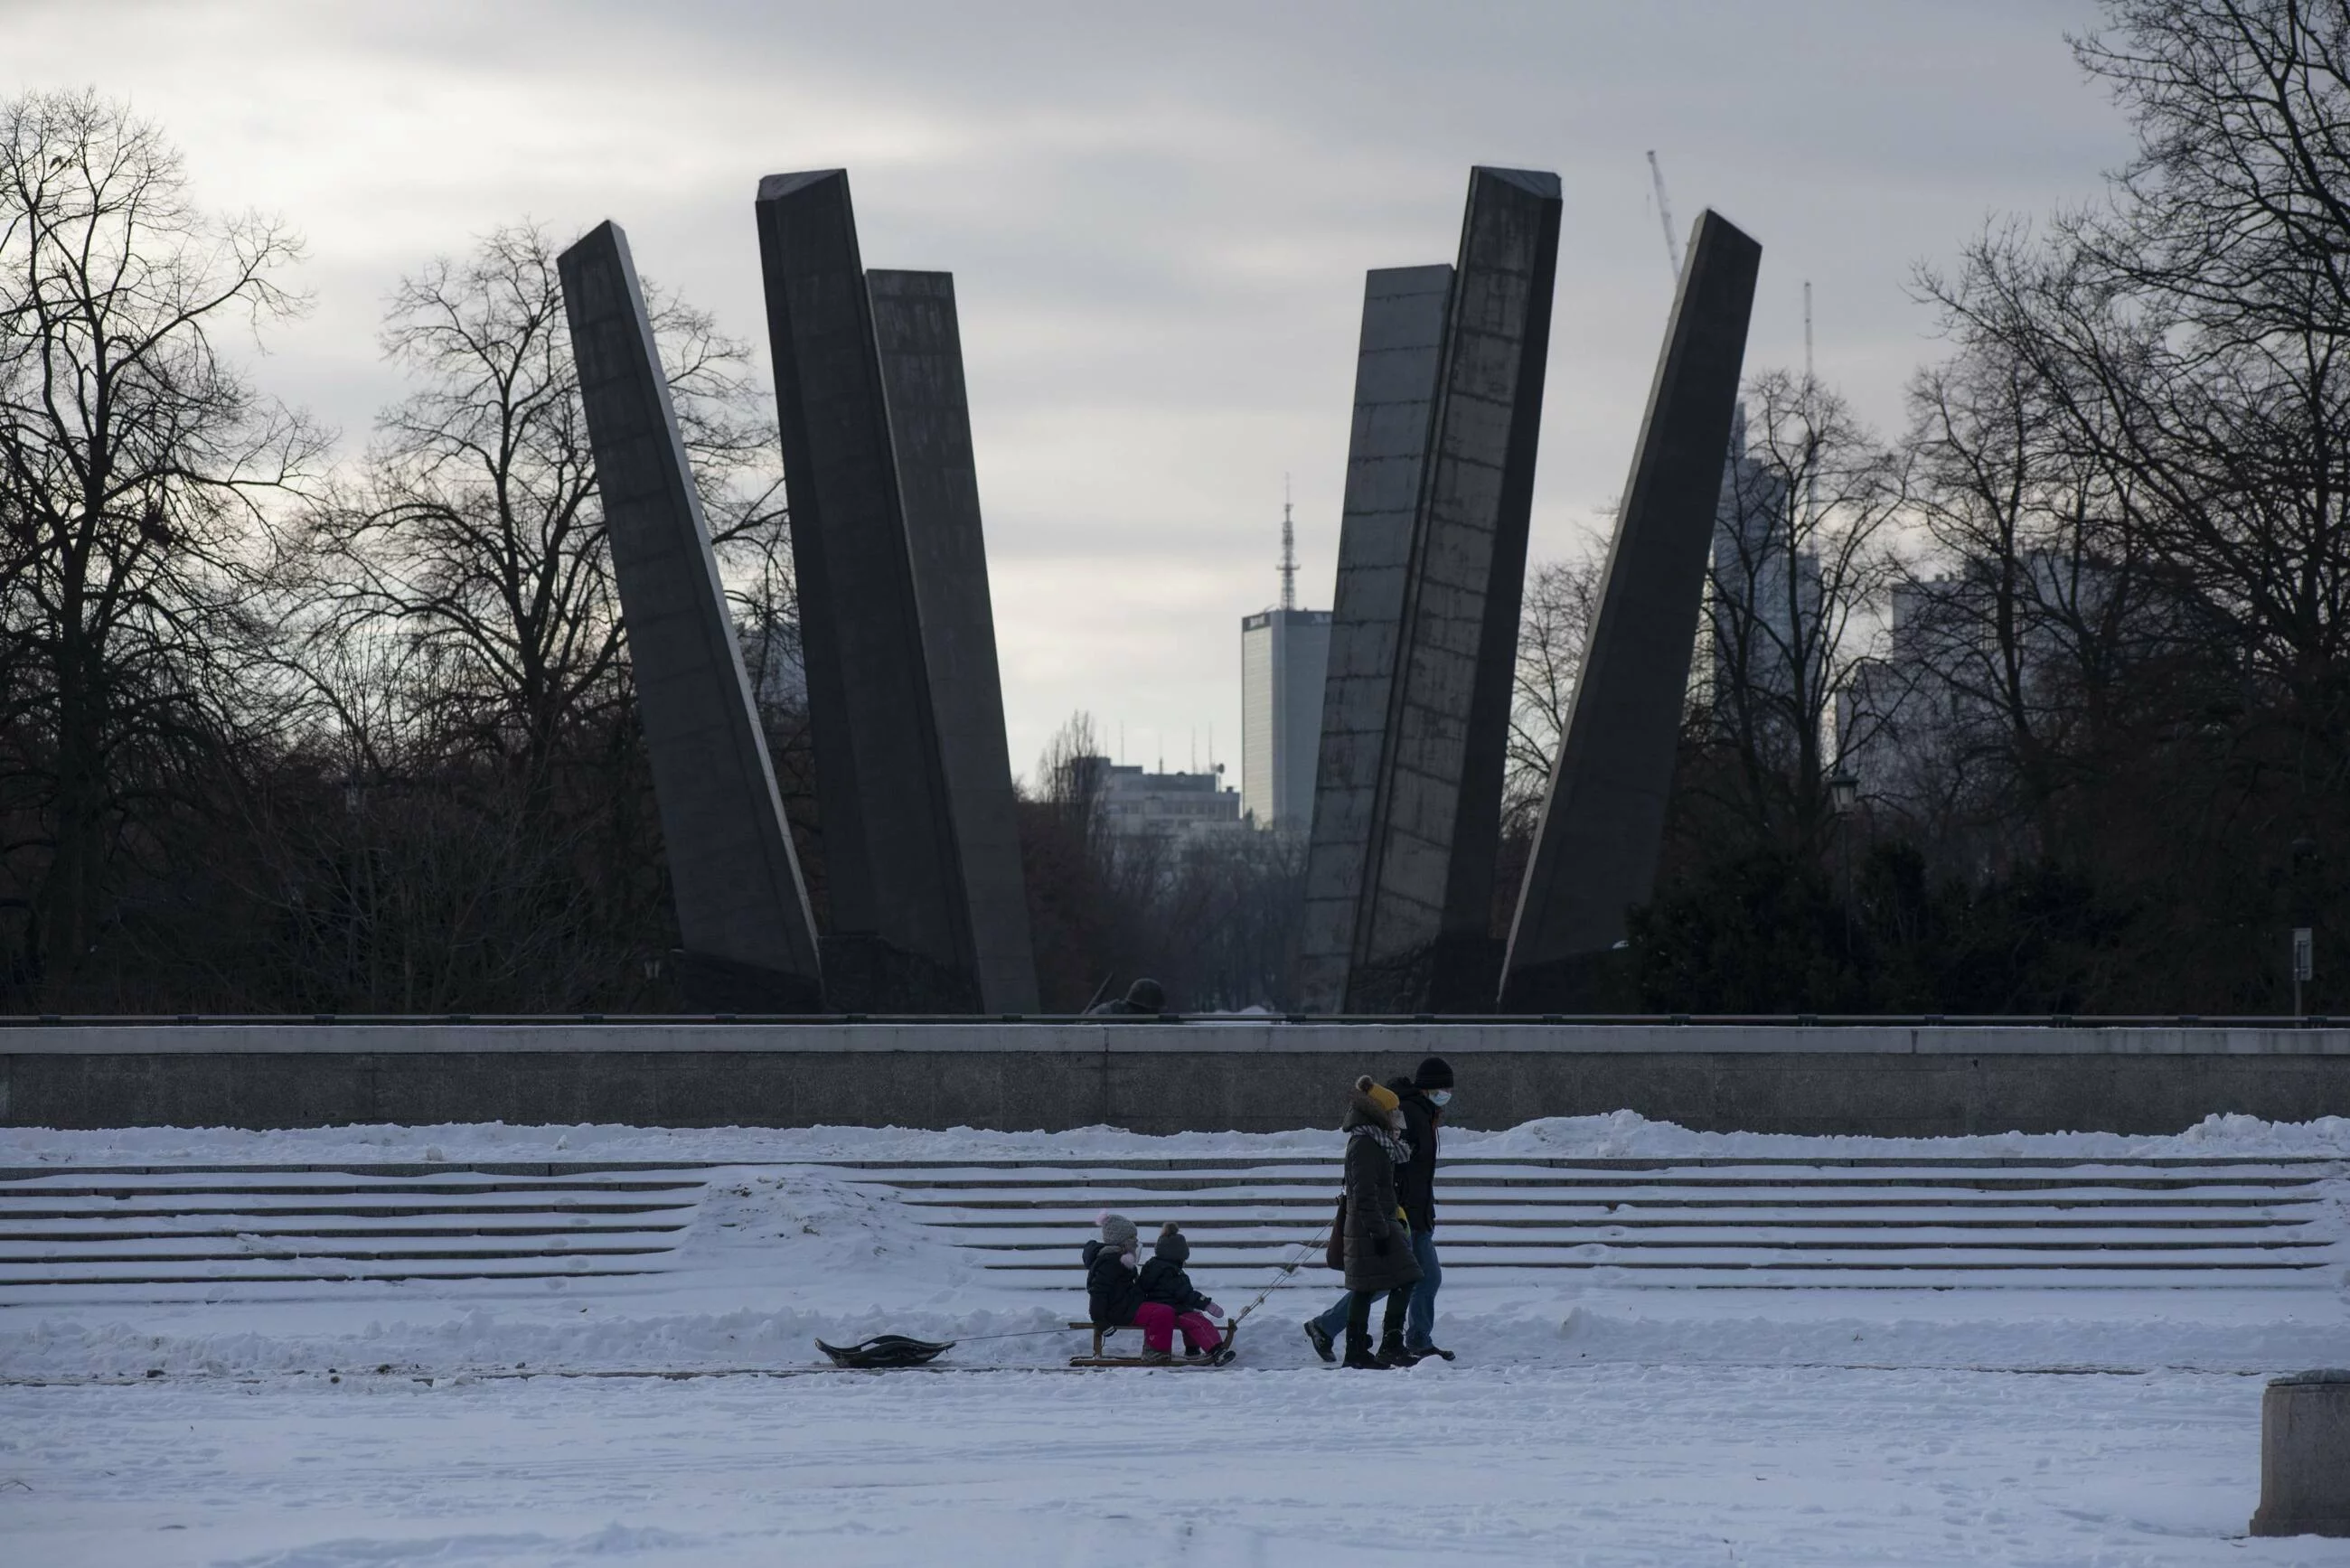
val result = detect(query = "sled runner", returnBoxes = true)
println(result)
[1067,1320,1239,1368]
[816,1334,955,1368]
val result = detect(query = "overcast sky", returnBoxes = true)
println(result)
[9,0,2131,783]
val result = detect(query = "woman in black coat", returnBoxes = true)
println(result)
[1340,1075,1423,1367]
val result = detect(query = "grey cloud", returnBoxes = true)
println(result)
[10,0,2124,775]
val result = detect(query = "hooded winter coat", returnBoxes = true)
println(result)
[1080,1238,1144,1325]
[1340,1083,1425,1295]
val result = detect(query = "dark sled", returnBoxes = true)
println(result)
[1067,1319,1240,1368]
[816,1335,954,1368]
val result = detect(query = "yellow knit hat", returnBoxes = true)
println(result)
[1358,1075,1400,1115]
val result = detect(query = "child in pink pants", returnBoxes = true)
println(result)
[1138,1223,1223,1357]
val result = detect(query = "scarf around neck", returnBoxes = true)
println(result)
[1348,1122,1412,1164]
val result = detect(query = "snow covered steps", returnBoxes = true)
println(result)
[0,1164,709,1294]
[836,1156,2350,1290]
[5,1152,2341,1300]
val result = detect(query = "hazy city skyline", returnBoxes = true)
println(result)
[7,0,2128,780]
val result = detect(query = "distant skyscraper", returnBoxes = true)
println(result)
[1711,403,1821,736]
[1241,497,1330,829]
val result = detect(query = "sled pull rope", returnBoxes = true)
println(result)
[1224,1220,1332,1330]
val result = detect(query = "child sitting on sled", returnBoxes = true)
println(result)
[1082,1213,1221,1362]
[1139,1222,1225,1358]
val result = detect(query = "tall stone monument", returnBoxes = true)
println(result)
[755,169,990,1013]
[1298,167,1562,1014]
[557,221,824,1010]
[1500,210,1762,1011]
[1295,265,1454,1013]
[867,268,1040,1015]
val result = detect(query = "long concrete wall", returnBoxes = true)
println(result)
[9,1023,2350,1137]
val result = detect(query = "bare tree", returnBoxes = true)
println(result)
[242,223,797,1011]
[1703,372,1906,852]
[1505,554,1602,826]
[1921,5,2350,779]
[1897,322,2162,850]
[0,90,321,996]
[287,223,784,808]
[1839,1,2350,1007]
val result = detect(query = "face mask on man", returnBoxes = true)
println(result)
[1427,1089,1452,1108]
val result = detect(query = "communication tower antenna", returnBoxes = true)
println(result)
[1279,474,1296,612]
[1645,150,1685,277]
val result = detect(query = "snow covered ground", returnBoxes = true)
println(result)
[5,1113,2349,1564]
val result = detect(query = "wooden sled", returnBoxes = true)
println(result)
[1067,1319,1239,1367]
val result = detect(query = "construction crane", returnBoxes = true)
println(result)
[1645,149,1685,277]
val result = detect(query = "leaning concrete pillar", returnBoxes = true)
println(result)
[867,268,1039,1015]
[1499,211,1762,1011]
[1348,166,1561,1013]
[557,221,823,1010]
[755,170,981,1012]
[1296,265,1454,1014]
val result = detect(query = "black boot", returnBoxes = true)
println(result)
[1376,1334,1421,1368]
[1341,1330,1387,1370]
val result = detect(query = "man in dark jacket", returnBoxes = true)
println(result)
[1390,1056,1452,1359]
[1304,1056,1456,1363]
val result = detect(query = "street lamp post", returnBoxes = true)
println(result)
[1828,773,1859,962]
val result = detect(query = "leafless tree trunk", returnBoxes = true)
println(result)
[0,89,320,999]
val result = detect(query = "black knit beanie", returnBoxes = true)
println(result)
[1153,1223,1189,1263]
[1413,1056,1455,1091]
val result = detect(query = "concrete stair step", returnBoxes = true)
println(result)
[0,1245,682,1269]
[0,1200,701,1220]
[991,1266,2335,1291]
[0,1167,713,1295]
[915,1196,2317,1216]
[946,1229,2326,1252]
[0,1185,705,1194]
[0,1266,671,1291]
[968,1235,2324,1256]
[860,1174,2326,1191]
[872,1155,2345,1291]
[0,1222,689,1242]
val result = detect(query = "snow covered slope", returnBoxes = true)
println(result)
[2,1113,2346,1379]
[6,1116,2350,1565]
